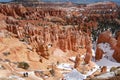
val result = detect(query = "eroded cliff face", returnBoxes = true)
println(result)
[0,3,67,22]
[0,4,27,18]
[0,2,118,63]
[97,30,117,49]
[0,2,120,80]
[95,30,120,62]
[95,46,104,61]
[0,2,118,26]
[113,35,120,62]
[0,4,95,66]
[97,31,112,44]
[6,21,92,59]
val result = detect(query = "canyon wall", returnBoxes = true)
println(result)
[95,30,120,62]
[0,2,119,62]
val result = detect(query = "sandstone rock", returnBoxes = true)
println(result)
[95,46,104,61]
[112,35,120,62]
[84,53,92,64]
[5,22,92,59]
[0,4,17,18]
[101,66,107,73]
[14,4,27,17]
[27,51,40,62]
[6,16,18,24]
[97,30,112,44]
[116,35,120,48]
[96,30,120,62]
[0,4,94,60]
[86,45,92,55]
[0,4,27,18]
[74,54,82,68]
[115,31,120,39]
[108,37,117,49]
[113,47,120,62]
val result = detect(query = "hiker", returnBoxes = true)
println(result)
[23,72,28,77]
[23,73,26,77]
[26,72,28,77]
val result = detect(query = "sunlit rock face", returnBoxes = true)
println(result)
[0,3,66,21]
[5,17,92,59]
[0,1,120,80]
[113,35,120,62]
[2,4,93,58]
[84,45,92,64]
[95,46,104,61]
[97,30,117,49]
[0,4,27,18]
[97,31,112,44]
[87,1,117,8]
[84,52,92,64]
[74,54,82,68]
[1,2,118,62]
[108,37,117,49]
[101,66,107,73]
[96,30,120,62]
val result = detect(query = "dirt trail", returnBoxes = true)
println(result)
[18,71,43,80]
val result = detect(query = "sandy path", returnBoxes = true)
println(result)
[18,71,43,80]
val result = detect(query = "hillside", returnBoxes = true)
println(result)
[0,1,120,80]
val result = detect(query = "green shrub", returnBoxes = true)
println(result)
[49,69,55,76]
[18,62,29,70]
[110,67,117,72]
[3,52,10,56]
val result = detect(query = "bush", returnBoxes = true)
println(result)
[18,62,29,70]
[49,69,55,76]
[110,67,117,72]
[3,52,10,56]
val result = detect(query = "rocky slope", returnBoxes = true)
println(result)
[95,30,120,62]
[0,1,120,80]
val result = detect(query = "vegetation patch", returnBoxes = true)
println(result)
[18,62,29,70]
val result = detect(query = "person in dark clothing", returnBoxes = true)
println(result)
[23,73,26,77]
[26,72,28,77]
[23,72,28,77]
